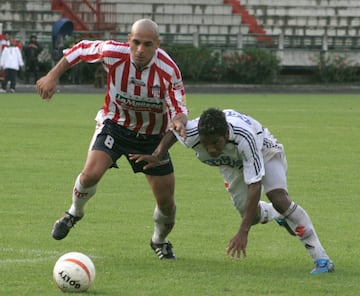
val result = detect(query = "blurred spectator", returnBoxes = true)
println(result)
[0,71,5,92]
[13,39,23,50]
[94,64,106,88]
[0,32,10,51]
[70,62,83,84]
[70,38,83,84]
[0,32,11,92]
[23,35,42,84]
[0,39,24,93]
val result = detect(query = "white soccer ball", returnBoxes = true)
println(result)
[53,252,96,293]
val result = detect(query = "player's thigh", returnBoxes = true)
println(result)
[145,173,175,211]
[219,166,248,216]
[262,153,288,193]
[263,153,292,212]
[81,150,113,187]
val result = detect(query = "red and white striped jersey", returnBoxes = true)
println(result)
[63,40,188,135]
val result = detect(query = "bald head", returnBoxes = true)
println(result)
[130,19,160,40]
[128,19,161,70]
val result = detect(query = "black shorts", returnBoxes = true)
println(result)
[91,119,174,176]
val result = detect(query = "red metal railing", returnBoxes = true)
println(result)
[51,0,117,34]
[224,0,272,45]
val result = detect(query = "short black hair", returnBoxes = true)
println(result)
[198,108,228,137]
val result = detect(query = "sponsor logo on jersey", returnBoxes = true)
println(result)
[202,155,243,169]
[129,77,146,86]
[115,94,163,113]
[151,85,160,98]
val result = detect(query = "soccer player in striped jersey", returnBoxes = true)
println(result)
[36,19,188,259]
[130,108,334,273]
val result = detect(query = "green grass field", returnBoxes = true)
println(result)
[1,91,359,295]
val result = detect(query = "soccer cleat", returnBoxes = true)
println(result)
[310,258,335,274]
[275,217,296,236]
[150,240,176,259]
[52,212,83,240]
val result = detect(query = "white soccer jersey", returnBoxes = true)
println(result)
[63,40,188,135]
[176,109,284,185]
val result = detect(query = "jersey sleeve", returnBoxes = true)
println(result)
[173,119,199,148]
[158,51,188,119]
[63,40,107,65]
[239,137,265,184]
[225,109,265,184]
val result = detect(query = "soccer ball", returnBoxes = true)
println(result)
[53,252,96,293]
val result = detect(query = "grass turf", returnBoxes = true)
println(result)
[0,92,359,295]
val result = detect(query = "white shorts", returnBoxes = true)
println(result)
[220,152,288,216]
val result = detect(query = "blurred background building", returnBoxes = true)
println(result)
[0,0,359,80]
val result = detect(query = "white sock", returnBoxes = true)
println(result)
[152,206,176,244]
[284,202,329,261]
[259,201,281,223]
[68,174,97,217]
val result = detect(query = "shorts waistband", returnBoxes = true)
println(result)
[104,119,163,140]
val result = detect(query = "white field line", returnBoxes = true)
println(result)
[0,247,59,264]
[0,247,100,265]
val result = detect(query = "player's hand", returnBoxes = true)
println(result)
[36,75,57,101]
[169,120,186,138]
[170,113,187,139]
[128,154,159,170]
[226,231,248,260]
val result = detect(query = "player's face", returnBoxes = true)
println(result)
[200,134,227,157]
[128,30,160,70]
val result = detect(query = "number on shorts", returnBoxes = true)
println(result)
[104,135,114,149]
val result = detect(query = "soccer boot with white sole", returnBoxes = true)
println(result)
[150,240,176,259]
[310,258,335,274]
[52,212,83,240]
[275,217,296,236]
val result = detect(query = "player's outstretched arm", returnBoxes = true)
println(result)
[36,57,71,100]
[129,130,178,170]
[226,181,262,260]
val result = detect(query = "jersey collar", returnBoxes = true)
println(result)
[130,54,156,72]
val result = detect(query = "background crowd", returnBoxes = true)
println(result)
[0,32,42,93]
[0,32,107,92]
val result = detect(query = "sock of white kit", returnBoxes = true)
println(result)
[284,202,329,260]
[258,200,281,224]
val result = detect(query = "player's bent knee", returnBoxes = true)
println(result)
[266,188,291,213]
[80,172,101,188]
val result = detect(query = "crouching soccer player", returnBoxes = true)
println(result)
[129,108,334,274]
